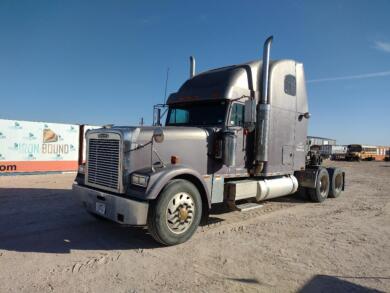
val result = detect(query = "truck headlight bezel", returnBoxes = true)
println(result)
[131,173,149,188]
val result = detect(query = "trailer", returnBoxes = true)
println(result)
[72,36,345,245]
[319,145,348,160]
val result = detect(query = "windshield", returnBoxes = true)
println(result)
[166,101,227,126]
[348,145,362,152]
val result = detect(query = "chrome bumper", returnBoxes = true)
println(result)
[72,183,149,225]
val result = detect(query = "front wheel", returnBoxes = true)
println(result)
[147,179,202,246]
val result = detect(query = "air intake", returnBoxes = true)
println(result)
[87,138,120,191]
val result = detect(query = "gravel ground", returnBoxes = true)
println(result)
[0,161,389,292]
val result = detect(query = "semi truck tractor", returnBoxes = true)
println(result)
[73,36,345,245]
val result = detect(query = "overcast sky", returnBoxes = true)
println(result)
[0,0,389,145]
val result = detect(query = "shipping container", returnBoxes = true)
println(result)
[307,136,336,146]
[0,119,79,173]
[0,119,101,174]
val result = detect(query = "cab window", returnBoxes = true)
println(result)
[166,100,227,126]
[168,108,190,124]
[229,103,245,126]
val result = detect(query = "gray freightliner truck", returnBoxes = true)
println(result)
[73,36,345,245]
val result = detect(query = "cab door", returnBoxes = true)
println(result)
[227,102,247,176]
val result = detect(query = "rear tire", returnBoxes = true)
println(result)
[147,179,202,246]
[328,168,344,198]
[308,167,330,203]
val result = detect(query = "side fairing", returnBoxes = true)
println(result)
[262,60,308,175]
[293,63,309,170]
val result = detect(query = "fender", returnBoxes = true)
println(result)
[126,164,212,208]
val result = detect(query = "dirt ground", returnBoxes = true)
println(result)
[0,161,389,293]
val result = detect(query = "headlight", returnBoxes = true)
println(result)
[78,164,86,174]
[131,173,149,187]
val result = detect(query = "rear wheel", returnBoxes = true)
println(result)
[148,179,202,246]
[309,167,330,203]
[328,168,344,198]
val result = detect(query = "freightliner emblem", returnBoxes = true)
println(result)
[98,133,109,139]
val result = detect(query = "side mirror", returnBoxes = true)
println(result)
[153,128,164,143]
[244,99,256,123]
[244,99,256,131]
[299,112,311,121]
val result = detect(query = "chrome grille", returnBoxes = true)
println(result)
[87,138,120,191]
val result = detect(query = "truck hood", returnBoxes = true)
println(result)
[86,126,211,178]
[130,126,210,174]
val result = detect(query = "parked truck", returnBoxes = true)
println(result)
[73,36,345,245]
[320,145,347,160]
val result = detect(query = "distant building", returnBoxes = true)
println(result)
[307,136,336,146]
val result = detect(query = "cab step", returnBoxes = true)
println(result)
[229,201,264,212]
[236,202,263,212]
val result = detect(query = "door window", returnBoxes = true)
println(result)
[229,103,245,126]
[168,108,189,124]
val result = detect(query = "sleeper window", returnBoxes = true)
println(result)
[284,75,296,96]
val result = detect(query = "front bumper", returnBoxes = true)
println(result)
[72,183,149,225]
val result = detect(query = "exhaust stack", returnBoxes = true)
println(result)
[189,56,196,78]
[260,36,273,104]
[254,36,273,173]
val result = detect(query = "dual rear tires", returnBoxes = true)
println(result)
[147,179,202,246]
[328,168,344,198]
[308,167,344,203]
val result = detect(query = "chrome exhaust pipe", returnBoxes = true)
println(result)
[190,56,196,78]
[254,36,273,173]
[261,36,273,104]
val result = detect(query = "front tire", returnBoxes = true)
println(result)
[147,179,202,246]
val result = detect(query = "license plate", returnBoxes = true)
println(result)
[95,202,106,215]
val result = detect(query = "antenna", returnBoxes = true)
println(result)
[163,67,170,104]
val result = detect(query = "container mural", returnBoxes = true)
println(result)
[0,119,79,173]
[81,125,101,163]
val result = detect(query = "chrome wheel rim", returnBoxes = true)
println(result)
[319,175,329,197]
[166,192,195,234]
[335,174,343,192]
